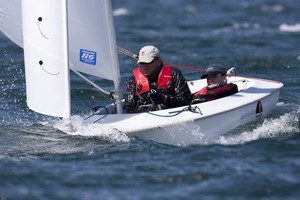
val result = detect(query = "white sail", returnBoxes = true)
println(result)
[0,0,23,47]
[1,0,122,117]
[0,0,120,83]
[67,0,121,87]
[22,0,71,118]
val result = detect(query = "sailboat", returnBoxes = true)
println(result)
[0,0,283,146]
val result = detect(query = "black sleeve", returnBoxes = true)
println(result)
[123,76,137,113]
[164,68,192,108]
[216,83,239,99]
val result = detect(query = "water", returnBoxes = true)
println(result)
[1,0,300,199]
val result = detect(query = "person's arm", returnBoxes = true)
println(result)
[164,68,192,108]
[215,83,239,99]
[123,76,137,113]
[191,86,208,104]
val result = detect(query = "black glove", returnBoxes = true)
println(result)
[150,93,165,104]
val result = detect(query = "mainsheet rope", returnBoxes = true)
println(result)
[146,104,203,117]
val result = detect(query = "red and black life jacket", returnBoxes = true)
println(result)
[133,65,174,95]
[193,83,237,102]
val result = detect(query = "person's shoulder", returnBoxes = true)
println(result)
[229,83,238,87]
[227,83,238,93]
[168,66,183,74]
[168,65,180,71]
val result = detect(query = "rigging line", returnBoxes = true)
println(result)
[82,112,109,122]
[117,46,138,59]
[71,69,111,101]
[146,110,185,117]
[84,107,109,121]
[167,63,206,72]
[72,91,109,114]
[71,91,94,110]
[117,45,206,72]
[146,105,202,118]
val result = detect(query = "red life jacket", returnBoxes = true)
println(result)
[133,65,174,95]
[194,83,237,101]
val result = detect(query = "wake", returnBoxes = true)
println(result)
[217,111,299,145]
[52,115,131,143]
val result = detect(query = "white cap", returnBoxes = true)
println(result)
[137,45,160,63]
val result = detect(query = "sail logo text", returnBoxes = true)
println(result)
[80,49,97,65]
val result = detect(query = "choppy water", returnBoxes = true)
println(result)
[1,0,300,199]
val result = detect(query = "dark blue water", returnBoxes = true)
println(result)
[1,0,300,199]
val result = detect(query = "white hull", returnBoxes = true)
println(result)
[84,76,283,146]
